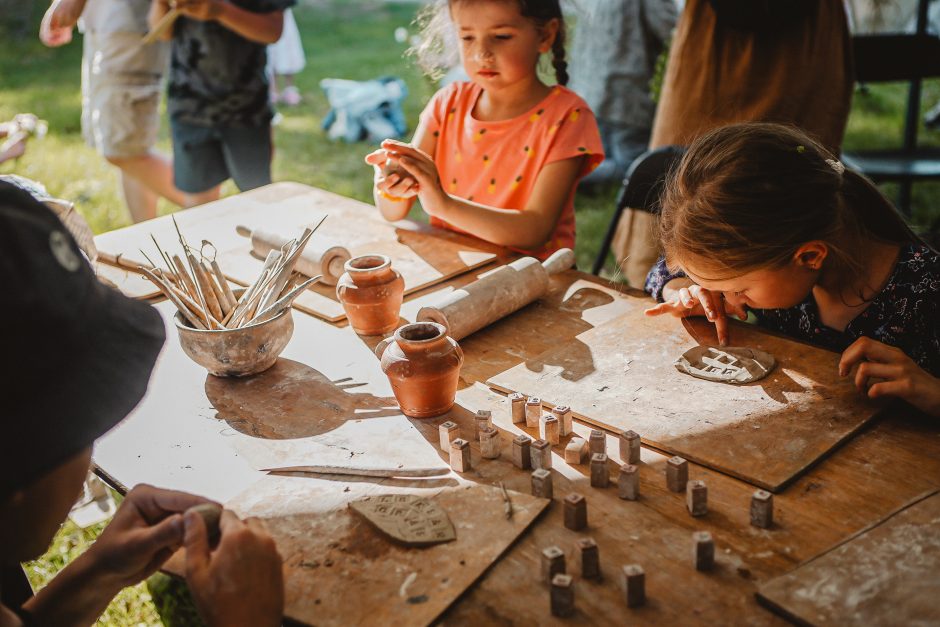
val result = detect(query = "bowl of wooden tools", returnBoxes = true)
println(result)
[141,218,322,377]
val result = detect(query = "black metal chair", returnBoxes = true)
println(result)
[591,145,685,276]
[843,0,940,215]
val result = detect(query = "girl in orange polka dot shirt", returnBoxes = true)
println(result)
[365,0,603,259]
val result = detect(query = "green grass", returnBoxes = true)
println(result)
[3,1,940,623]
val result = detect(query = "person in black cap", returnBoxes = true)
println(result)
[0,180,284,626]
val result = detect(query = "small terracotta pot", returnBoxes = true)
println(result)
[375,322,464,418]
[336,254,404,335]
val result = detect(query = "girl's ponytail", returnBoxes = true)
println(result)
[551,25,569,86]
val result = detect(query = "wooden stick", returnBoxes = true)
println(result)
[211,259,237,310]
[171,255,198,299]
[202,260,232,315]
[139,267,206,330]
[189,253,223,321]
[261,465,450,478]
[141,8,180,45]
[246,275,321,326]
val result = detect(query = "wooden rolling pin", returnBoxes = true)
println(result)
[417,248,575,340]
[236,225,351,286]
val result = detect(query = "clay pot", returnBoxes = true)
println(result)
[336,254,404,335]
[375,322,464,418]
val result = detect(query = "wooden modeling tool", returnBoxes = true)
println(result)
[142,8,180,45]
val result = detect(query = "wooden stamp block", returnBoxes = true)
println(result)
[541,414,560,445]
[449,438,471,473]
[619,429,641,464]
[564,493,587,531]
[692,530,714,571]
[666,456,689,492]
[686,480,708,517]
[618,464,639,500]
[589,429,606,456]
[541,545,566,582]
[564,437,589,465]
[751,489,774,528]
[479,426,500,459]
[510,392,526,424]
[531,468,553,499]
[550,573,575,618]
[590,453,609,488]
[512,435,532,470]
[525,397,542,428]
[474,409,492,441]
[577,537,600,580]
[621,564,645,608]
[551,405,572,437]
[438,421,459,452]
[531,438,552,471]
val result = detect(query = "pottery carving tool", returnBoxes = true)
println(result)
[263,465,451,478]
[141,8,180,45]
[236,224,350,286]
[417,247,575,340]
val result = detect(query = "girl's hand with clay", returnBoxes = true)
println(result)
[645,277,748,346]
[365,147,420,202]
[379,139,450,215]
[839,337,940,416]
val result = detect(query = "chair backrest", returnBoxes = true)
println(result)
[616,145,686,215]
[853,34,940,83]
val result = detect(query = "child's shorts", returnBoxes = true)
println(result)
[170,120,273,194]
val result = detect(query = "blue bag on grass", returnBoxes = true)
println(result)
[320,76,408,143]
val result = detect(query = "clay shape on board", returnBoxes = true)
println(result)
[349,494,456,547]
[675,346,776,385]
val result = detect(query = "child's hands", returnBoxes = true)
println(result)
[39,0,76,47]
[380,139,448,212]
[365,148,420,201]
[839,337,940,416]
[645,278,748,346]
[174,0,222,21]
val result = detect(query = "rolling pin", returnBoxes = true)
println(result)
[236,224,351,286]
[417,247,575,340]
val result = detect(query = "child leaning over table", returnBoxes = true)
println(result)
[644,123,940,417]
[365,0,603,260]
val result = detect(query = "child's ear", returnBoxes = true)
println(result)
[539,18,560,53]
[793,241,828,271]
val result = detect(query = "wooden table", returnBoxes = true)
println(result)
[93,185,940,626]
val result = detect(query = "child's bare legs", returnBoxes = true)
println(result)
[182,186,221,209]
[107,152,186,222]
[279,74,301,106]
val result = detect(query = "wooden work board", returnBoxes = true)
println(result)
[166,479,547,627]
[93,182,499,321]
[757,489,940,625]
[487,294,881,492]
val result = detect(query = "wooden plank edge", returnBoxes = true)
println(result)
[754,487,940,624]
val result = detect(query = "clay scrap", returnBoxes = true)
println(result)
[675,346,776,385]
[349,494,456,547]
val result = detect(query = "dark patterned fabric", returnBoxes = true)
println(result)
[167,0,294,127]
[645,245,940,376]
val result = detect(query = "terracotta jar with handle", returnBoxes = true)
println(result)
[375,322,464,418]
[336,254,404,335]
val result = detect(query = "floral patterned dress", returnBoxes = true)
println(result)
[645,244,940,376]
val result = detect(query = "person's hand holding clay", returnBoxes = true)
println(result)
[365,145,420,202]
[645,277,748,346]
[380,139,449,214]
[839,336,940,416]
[184,508,284,627]
[85,485,212,587]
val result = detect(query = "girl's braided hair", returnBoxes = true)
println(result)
[411,0,569,85]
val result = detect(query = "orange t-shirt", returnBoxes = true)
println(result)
[420,82,604,259]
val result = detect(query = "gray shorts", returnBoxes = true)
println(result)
[170,120,273,194]
[81,31,168,159]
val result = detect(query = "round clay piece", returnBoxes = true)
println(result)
[675,346,776,385]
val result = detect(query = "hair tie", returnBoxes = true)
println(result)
[826,158,845,175]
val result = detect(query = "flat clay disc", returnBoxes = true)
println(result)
[675,346,776,385]
[349,494,456,547]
